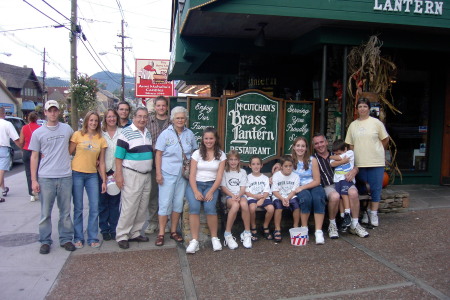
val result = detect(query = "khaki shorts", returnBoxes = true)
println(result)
[324,184,357,200]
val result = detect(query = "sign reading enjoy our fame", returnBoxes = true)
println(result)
[187,97,219,144]
[224,91,280,163]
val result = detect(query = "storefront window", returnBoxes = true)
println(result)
[386,70,430,172]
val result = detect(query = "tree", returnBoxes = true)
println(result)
[69,74,99,130]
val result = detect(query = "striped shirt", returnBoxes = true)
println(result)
[115,123,153,173]
[314,152,334,187]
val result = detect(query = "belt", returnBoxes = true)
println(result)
[123,166,150,175]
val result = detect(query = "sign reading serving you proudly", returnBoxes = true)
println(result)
[224,91,280,163]
[283,101,315,154]
[187,97,220,144]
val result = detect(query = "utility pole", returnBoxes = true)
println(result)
[70,0,78,130]
[42,48,46,105]
[116,20,131,102]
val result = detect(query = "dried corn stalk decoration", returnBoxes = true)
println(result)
[346,35,402,183]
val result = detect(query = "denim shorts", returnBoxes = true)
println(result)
[335,180,355,196]
[185,181,219,215]
[248,198,273,208]
[273,197,299,211]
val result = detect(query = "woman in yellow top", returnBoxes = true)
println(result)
[70,111,107,248]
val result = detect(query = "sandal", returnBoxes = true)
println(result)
[250,228,259,241]
[2,187,9,197]
[263,227,273,240]
[74,241,84,249]
[0,198,5,203]
[90,242,101,248]
[273,230,282,242]
[155,234,164,246]
[169,232,183,243]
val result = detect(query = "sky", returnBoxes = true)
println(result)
[0,0,172,81]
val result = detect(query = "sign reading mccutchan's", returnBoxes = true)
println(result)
[225,91,280,163]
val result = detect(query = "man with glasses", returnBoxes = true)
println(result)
[114,107,153,249]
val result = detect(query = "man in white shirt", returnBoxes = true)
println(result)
[0,107,20,202]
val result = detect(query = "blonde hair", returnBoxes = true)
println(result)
[225,150,241,172]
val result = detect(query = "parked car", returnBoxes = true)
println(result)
[5,116,26,169]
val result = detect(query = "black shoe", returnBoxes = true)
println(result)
[2,187,9,197]
[129,235,149,242]
[110,232,116,240]
[343,213,352,228]
[60,242,76,252]
[102,233,112,241]
[40,244,50,254]
[118,240,129,249]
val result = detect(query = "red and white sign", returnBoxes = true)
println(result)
[135,59,174,98]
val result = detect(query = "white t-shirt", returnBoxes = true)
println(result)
[0,119,19,146]
[191,149,226,182]
[221,169,248,195]
[271,171,300,200]
[330,150,355,183]
[246,173,271,200]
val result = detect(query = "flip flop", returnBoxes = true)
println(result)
[2,187,9,197]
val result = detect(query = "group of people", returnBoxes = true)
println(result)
[5,94,387,255]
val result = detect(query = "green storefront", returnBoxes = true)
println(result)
[168,0,450,185]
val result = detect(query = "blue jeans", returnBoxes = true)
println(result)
[98,174,120,235]
[158,169,187,215]
[38,177,74,245]
[356,167,384,203]
[72,171,100,245]
[185,181,219,215]
[297,186,326,214]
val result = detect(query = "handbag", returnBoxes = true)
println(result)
[175,131,191,180]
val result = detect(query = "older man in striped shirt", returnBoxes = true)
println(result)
[115,107,153,249]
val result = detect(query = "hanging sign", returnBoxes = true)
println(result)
[135,59,174,98]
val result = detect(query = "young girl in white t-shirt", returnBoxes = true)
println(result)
[220,150,251,249]
[246,155,274,240]
[185,127,226,254]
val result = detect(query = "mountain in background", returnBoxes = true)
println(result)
[91,72,135,95]
[39,72,136,97]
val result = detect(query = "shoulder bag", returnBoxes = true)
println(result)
[175,131,191,180]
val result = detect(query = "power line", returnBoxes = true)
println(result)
[41,0,72,24]
[0,24,66,33]
[22,0,66,28]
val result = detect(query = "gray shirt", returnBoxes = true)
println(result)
[28,123,73,178]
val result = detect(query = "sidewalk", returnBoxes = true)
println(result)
[1,169,449,300]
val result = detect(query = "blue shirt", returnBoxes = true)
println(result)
[293,156,314,186]
[155,125,197,175]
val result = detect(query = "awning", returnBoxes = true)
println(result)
[21,101,36,111]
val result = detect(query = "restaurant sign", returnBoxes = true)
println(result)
[224,91,280,163]
[373,0,443,15]
[135,59,174,98]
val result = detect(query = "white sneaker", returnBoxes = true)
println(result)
[30,195,36,202]
[211,237,222,251]
[224,234,238,250]
[315,230,325,245]
[349,223,369,238]
[240,232,252,249]
[370,214,379,227]
[144,223,158,234]
[361,211,369,224]
[328,223,339,239]
[186,239,199,254]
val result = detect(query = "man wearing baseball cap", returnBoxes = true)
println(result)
[29,100,76,254]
